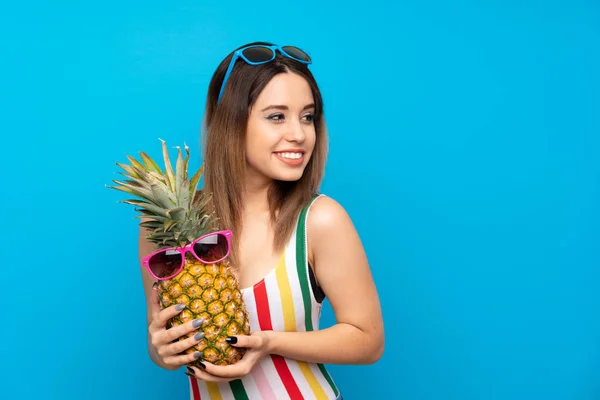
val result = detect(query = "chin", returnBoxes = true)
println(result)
[265,163,307,182]
[270,170,305,182]
[262,157,310,182]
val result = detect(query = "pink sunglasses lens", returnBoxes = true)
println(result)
[148,249,183,278]
[193,233,229,262]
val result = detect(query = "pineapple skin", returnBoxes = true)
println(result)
[157,254,251,367]
[107,140,252,367]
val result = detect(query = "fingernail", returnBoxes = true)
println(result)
[175,304,185,311]
[185,367,194,377]
[194,332,205,341]
[198,361,206,369]
[225,336,237,344]
[193,352,202,359]
[152,282,159,290]
[192,318,204,328]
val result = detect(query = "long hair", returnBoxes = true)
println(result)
[201,41,328,269]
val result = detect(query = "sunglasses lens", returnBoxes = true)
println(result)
[282,46,311,62]
[193,233,229,262]
[148,249,183,279]
[242,47,275,63]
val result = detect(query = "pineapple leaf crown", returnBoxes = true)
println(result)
[107,138,217,248]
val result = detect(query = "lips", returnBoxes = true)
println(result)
[273,151,304,166]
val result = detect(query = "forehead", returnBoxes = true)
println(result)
[254,72,314,107]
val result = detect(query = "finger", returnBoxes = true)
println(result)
[186,365,234,383]
[149,282,161,319]
[158,330,206,359]
[201,358,253,379]
[152,316,205,350]
[162,349,205,369]
[159,316,205,345]
[149,302,187,333]
[226,335,263,349]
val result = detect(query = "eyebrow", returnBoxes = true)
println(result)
[260,103,315,112]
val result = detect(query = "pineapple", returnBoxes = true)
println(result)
[107,138,251,367]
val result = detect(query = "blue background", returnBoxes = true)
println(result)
[1,1,599,399]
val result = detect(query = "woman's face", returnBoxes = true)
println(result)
[245,72,316,185]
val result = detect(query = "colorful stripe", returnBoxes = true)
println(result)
[254,282,304,399]
[296,195,340,398]
[284,235,307,332]
[206,382,221,400]
[228,380,249,400]
[245,295,288,397]
[190,376,201,400]
[318,363,340,397]
[275,253,296,332]
[189,194,340,399]
[254,282,272,330]
[298,361,329,399]
[249,364,276,400]
[276,249,330,399]
[257,355,287,396]
[295,200,314,332]
[308,362,336,395]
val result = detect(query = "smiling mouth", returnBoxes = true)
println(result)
[273,151,303,160]
[273,151,305,166]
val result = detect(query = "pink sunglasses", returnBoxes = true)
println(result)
[141,230,232,280]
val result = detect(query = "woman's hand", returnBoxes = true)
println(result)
[148,282,206,369]
[186,331,272,382]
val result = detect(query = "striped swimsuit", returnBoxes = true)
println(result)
[188,194,343,400]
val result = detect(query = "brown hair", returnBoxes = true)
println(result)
[200,41,328,269]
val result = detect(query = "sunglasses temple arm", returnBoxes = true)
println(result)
[217,53,239,103]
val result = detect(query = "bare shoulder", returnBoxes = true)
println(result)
[307,195,354,234]
[306,195,362,267]
[306,196,384,362]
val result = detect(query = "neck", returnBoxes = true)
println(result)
[241,173,273,216]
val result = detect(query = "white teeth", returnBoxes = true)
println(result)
[277,152,302,159]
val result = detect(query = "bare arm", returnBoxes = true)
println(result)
[138,224,180,370]
[266,196,385,364]
[186,196,384,380]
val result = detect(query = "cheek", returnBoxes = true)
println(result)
[245,139,261,166]
[307,128,317,151]
[245,129,275,164]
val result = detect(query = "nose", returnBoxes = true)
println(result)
[285,118,306,143]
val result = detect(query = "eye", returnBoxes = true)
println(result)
[302,113,315,123]
[266,113,285,122]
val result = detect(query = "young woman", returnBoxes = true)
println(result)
[139,42,384,399]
